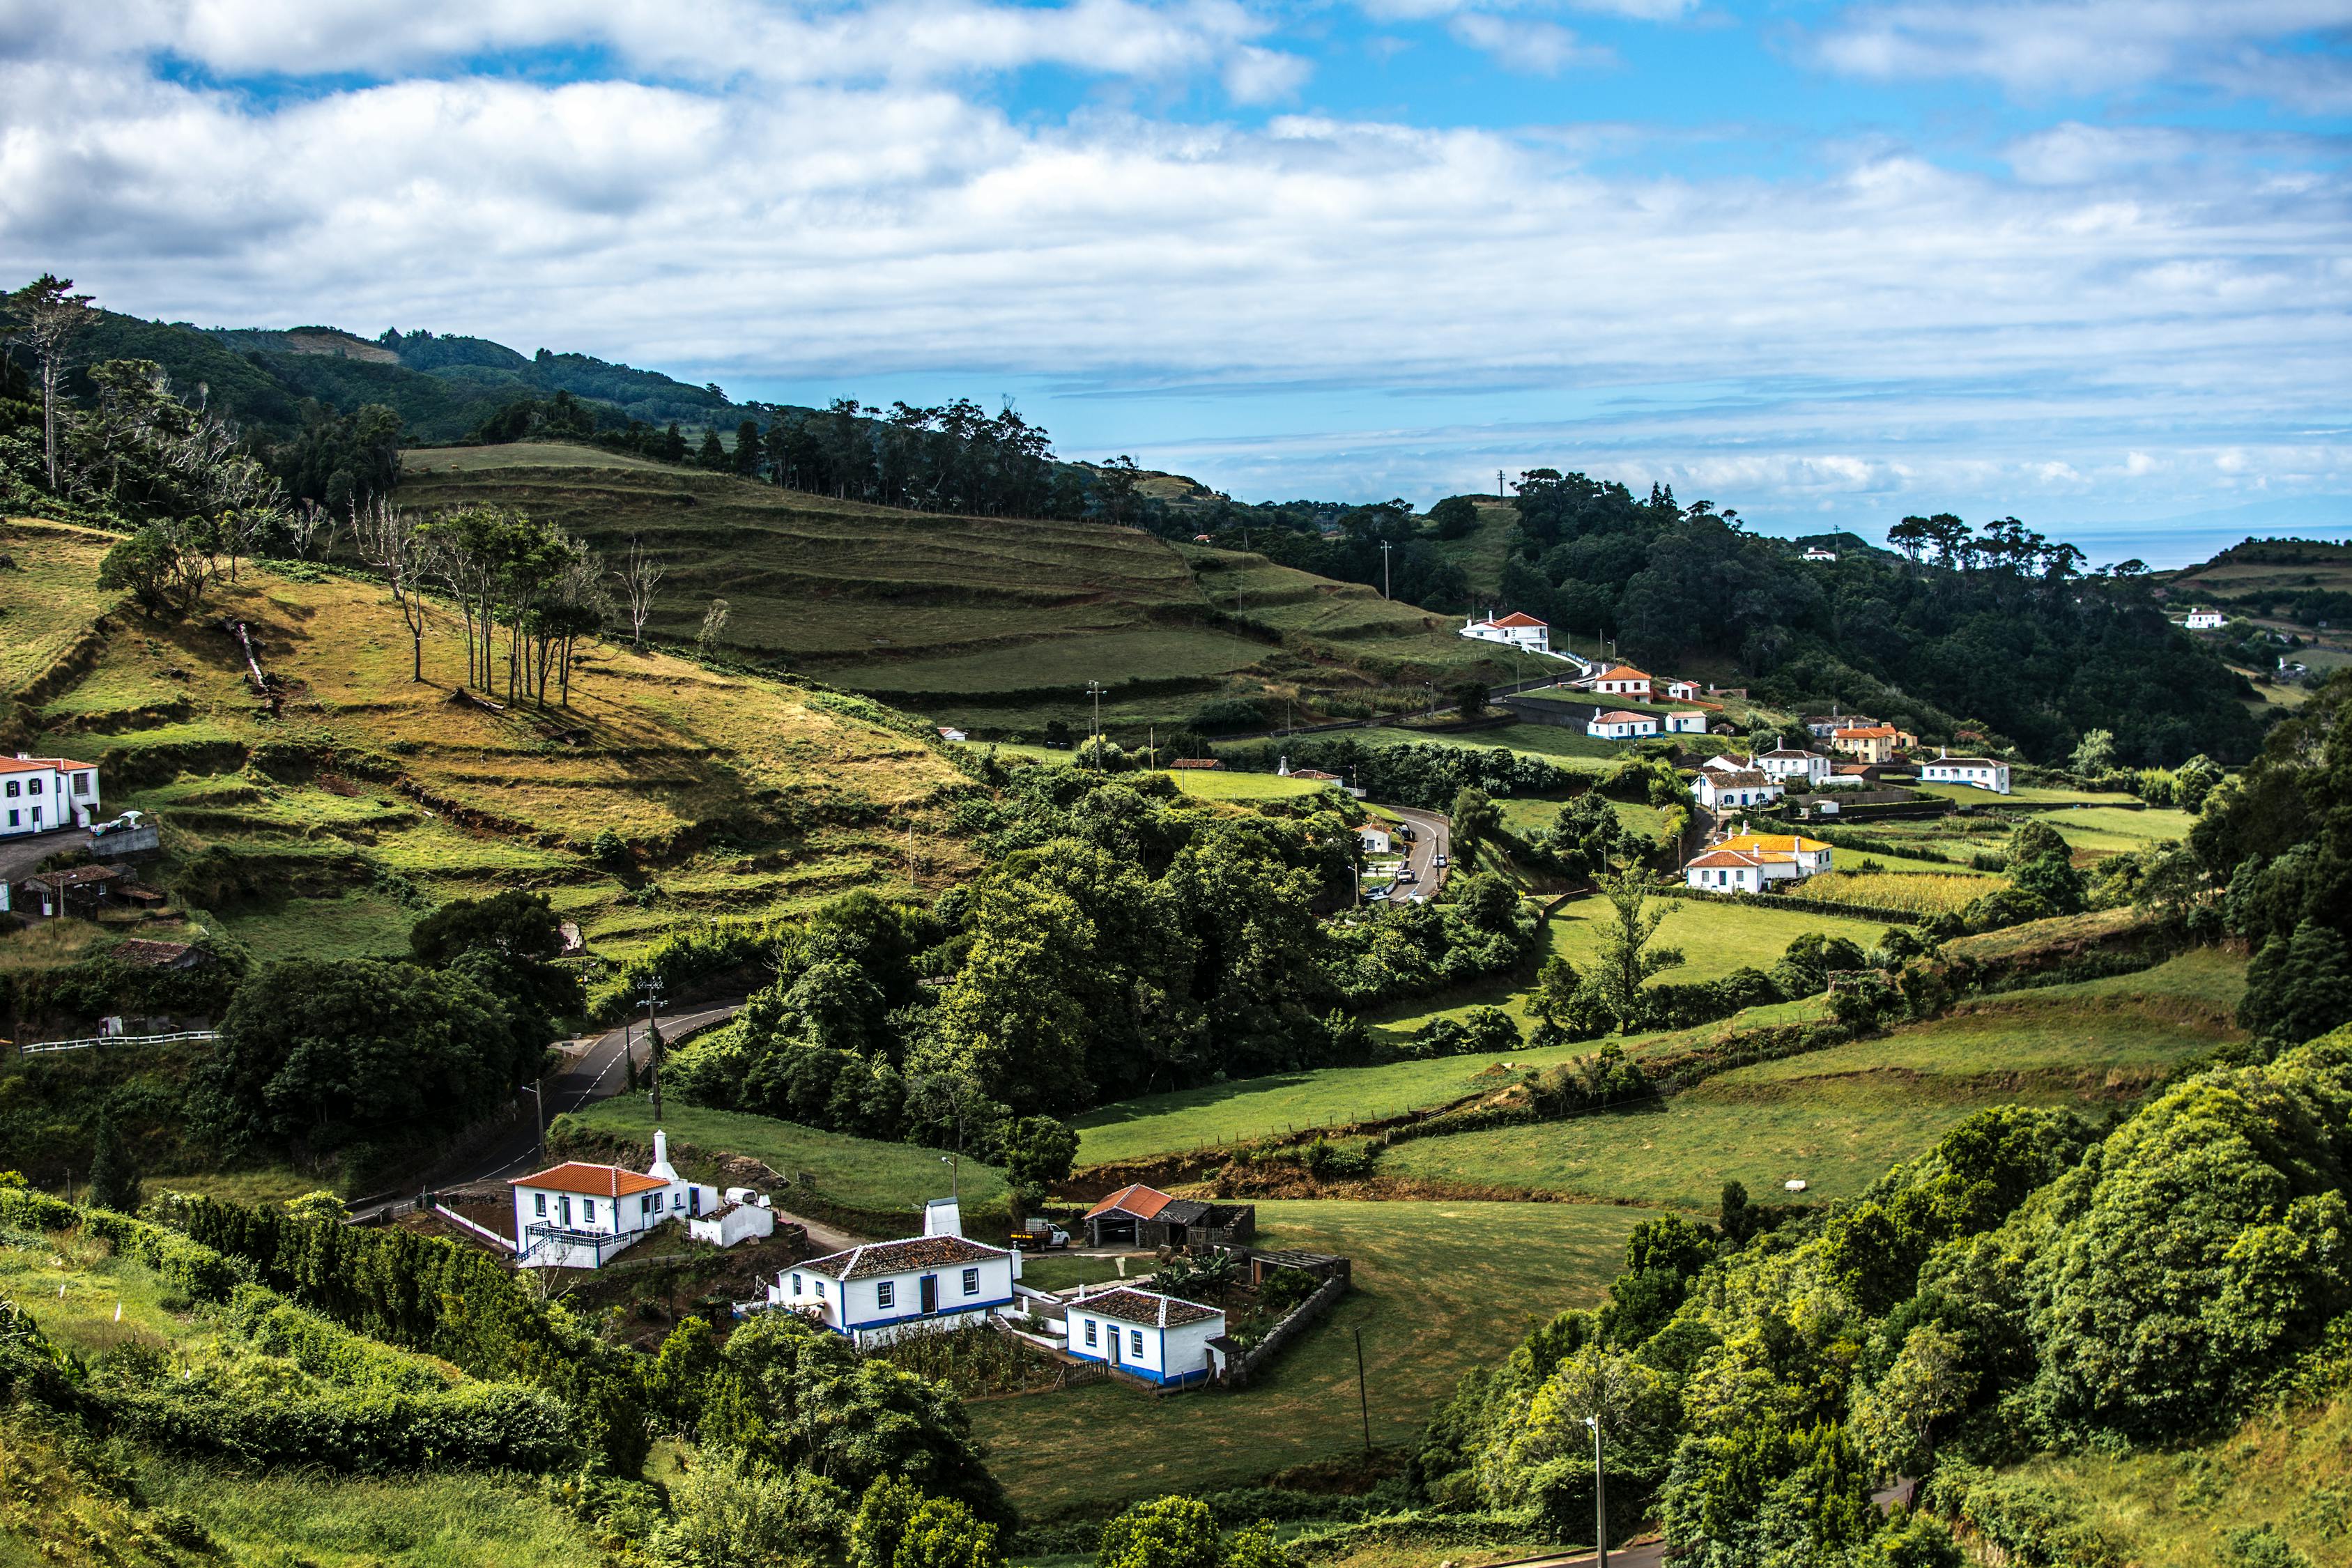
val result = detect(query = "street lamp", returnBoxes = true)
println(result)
[638,976,668,1123]
[1584,1415,1608,1568]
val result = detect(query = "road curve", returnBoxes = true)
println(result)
[354,1002,742,1217]
[1379,804,1452,902]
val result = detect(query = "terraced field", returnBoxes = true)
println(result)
[5,517,979,961]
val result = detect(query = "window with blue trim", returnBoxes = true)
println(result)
[1084,1319,1097,1347]
[962,1267,979,1296]
[791,1274,802,1296]
[877,1280,896,1309]
[1130,1330,1144,1357]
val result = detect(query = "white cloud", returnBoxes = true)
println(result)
[1815,0,2352,104]
[1447,13,1606,72]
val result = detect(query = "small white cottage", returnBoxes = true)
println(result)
[1065,1286,1227,1388]
[508,1130,766,1270]
[1693,769,1781,811]
[1920,755,2012,794]
[771,1233,1023,1347]
[1,753,100,838]
[1587,709,1659,741]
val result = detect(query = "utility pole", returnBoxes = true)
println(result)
[1354,1328,1371,1453]
[1380,541,1392,600]
[1086,680,1105,764]
[523,1079,546,1165]
[1585,1415,1608,1568]
[1496,468,1505,499]
[639,976,667,1123]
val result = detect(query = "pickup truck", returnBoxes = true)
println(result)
[1016,1220,1072,1249]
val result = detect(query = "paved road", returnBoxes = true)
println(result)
[0,826,95,886]
[1374,804,1452,902]
[1489,1541,1663,1568]
[353,1002,741,1217]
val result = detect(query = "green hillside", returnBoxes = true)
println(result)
[392,445,1514,735]
[3,516,979,964]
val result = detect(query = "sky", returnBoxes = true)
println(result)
[2,1,2349,562]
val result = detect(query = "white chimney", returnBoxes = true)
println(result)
[923,1197,963,1238]
[647,1128,679,1183]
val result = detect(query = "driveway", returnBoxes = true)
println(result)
[0,827,95,886]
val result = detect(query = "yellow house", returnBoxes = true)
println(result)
[1831,725,1901,764]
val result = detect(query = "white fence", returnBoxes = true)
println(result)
[17,1029,220,1056]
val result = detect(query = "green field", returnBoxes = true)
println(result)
[967,1199,1645,1516]
[1074,996,1832,1166]
[391,449,1515,733]
[1167,769,1337,801]
[1913,782,2139,807]
[1380,948,2244,1208]
[2039,804,2198,854]
[1348,722,1626,764]
[0,521,116,698]
[562,1096,1008,1228]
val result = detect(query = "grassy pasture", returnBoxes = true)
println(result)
[1167,769,1337,801]
[1914,781,2139,806]
[1074,997,1834,1166]
[1792,870,1993,915]
[562,1096,1008,1227]
[1380,948,2243,1208]
[0,521,115,698]
[1344,722,1624,765]
[967,1199,1645,1516]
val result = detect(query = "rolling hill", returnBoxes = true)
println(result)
[2,515,979,965]
[392,444,1519,736]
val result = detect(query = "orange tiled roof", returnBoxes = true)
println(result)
[1592,665,1651,683]
[1834,725,1900,739]
[1489,611,1548,628]
[1594,710,1654,725]
[1086,1183,1176,1221]
[509,1162,668,1198]
[1,755,96,774]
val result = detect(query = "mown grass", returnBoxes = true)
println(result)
[1381,951,2243,1208]
[219,889,420,962]
[563,1096,1008,1225]
[1913,782,2139,806]
[1167,769,1337,801]
[2040,805,2197,856]
[141,1466,607,1568]
[967,1199,1645,1516]
[1348,722,1624,764]
[0,521,115,698]
[1074,996,1832,1166]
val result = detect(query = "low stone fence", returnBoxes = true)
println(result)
[1224,1270,1348,1388]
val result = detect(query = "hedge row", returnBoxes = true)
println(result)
[108,1378,575,1474]
[1653,883,1924,925]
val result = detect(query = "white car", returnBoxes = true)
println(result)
[1434,854,1449,868]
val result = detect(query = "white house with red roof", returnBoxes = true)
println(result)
[1587,709,1659,741]
[508,1130,758,1269]
[769,1231,1023,1347]
[2,753,100,838]
[1066,1285,1227,1387]
[1586,665,1654,701]
[1683,831,1834,893]
[1459,610,1551,654]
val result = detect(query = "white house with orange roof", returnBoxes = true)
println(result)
[1459,610,1552,654]
[2,753,100,838]
[1587,665,1654,701]
[1683,831,1833,892]
[1587,709,1660,740]
[507,1130,760,1269]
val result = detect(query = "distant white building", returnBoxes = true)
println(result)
[1693,769,1781,811]
[1752,747,1832,787]
[1588,709,1659,740]
[1358,827,1393,856]
[2,753,100,838]
[2184,608,2224,631]
[1664,710,1709,734]
[509,1131,769,1270]
[1802,547,1839,562]
[937,727,969,743]
[1587,665,1654,701]
[1921,754,2012,794]
[770,1231,1023,1348]
[1682,832,1832,892]
[1459,611,1551,654]
[1663,679,1701,702]
[1065,1286,1227,1388]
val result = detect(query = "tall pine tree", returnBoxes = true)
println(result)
[86,1113,141,1213]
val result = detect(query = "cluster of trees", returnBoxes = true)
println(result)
[1420,1033,2352,1565]
[194,891,578,1167]
[670,764,1542,1142]
[1483,469,2260,767]
[1184,497,1473,609]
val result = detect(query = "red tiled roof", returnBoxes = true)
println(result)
[799,1233,1010,1279]
[1168,759,1222,769]
[1489,611,1548,628]
[1834,725,1900,739]
[1086,1183,1176,1221]
[112,938,201,968]
[1686,849,1763,869]
[1072,1286,1222,1328]
[1592,665,1651,683]
[1,755,96,774]
[509,1162,668,1198]
[1593,710,1654,725]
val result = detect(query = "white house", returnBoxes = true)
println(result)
[2184,608,2225,631]
[1663,679,1701,702]
[1358,827,1393,856]
[1459,611,1551,654]
[1920,754,2012,794]
[1802,547,1839,562]
[508,1130,762,1270]
[2,754,100,838]
[1587,664,1654,701]
[1664,710,1709,735]
[1693,769,1781,811]
[771,1232,1022,1348]
[937,727,969,743]
[1065,1286,1226,1388]
[1588,709,1659,741]
[1684,831,1832,891]
[1753,747,1832,787]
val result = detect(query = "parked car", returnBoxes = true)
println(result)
[1434,854,1449,868]
[1397,868,1417,883]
